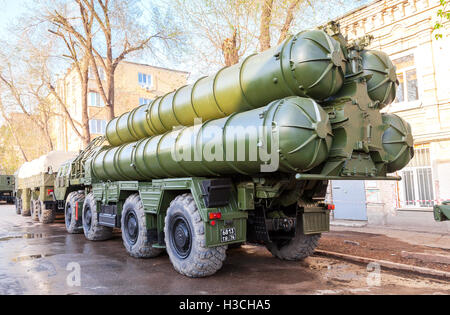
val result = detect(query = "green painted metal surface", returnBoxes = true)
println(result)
[361,50,398,108]
[91,178,248,247]
[93,97,333,181]
[0,175,14,193]
[54,137,106,203]
[382,114,414,173]
[95,30,414,184]
[434,201,450,222]
[106,30,346,146]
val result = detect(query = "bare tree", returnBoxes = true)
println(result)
[0,21,92,148]
[278,0,304,44]
[174,0,311,69]
[47,25,92,147]
[0,96,29,162]
[0,66,55,151]
[47,0,180,121]
[259,0,274,52]
[174,0,258,69]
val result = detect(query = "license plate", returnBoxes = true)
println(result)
[221,227,236,243]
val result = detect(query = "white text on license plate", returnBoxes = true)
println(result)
[221,227,236,243]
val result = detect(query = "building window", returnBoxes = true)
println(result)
[400,145,435,208]
[392,54,419,104]
[89,119,106,135]
[138,72,153,88]
[89,67,105,81]
[88,92,105,107]
[139,98,153,106]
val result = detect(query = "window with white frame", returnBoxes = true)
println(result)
[88,92,105,107]
[89,119,106,135]
[392,54,419,104]
[139,98,153,106]
[400,145,435,208]
[138,72,153,88]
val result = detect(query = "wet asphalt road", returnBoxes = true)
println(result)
[0,204,449,295]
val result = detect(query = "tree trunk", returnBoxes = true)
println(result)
[81,60,91,148]
[106,33,115,121]
[222,30,240,66]
[43,122,54,151]
[278,0,302,45]
[259,0,274,52]
[106,64,115,121]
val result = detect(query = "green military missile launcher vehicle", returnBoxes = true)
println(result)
[15,23,414,278]
[0,175,15,204]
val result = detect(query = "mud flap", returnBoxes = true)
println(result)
[301,207,330,235]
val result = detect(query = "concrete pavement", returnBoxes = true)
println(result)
[1,204,449,295]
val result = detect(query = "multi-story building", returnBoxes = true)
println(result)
[53,60,189,152]
[329,0,450,231]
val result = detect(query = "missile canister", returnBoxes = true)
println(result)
[106,30,346,147]
[92,97,333,181]
[362,50,398,108]
[382,113,414,172]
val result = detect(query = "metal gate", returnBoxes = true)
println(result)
[331,181,367,221]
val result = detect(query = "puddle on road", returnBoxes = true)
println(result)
[22,233,47,239]
[0,233,48,242]
[12,253,55,262]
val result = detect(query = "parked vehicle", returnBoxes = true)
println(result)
[15,151,78,221]
[0,175,15,204]
[434,201,450,222]
[14,24,414,278]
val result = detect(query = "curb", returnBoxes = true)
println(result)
[401,251,450,265]
[315,249,450,279]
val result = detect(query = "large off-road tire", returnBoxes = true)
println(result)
[82,193,113,241]
[65,192,85,234]
[30,200,39,222]
[38,200,55,224]
[21,199,31,217]
[121,194,163,258]
[165,193,227,278]
[266,233,321,261]
[15,198,22,215]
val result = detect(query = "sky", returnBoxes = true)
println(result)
[0,0,371,127]
[0,0,28,35]
[0,0,372,76]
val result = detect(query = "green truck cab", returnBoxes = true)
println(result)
[53,137,105,232]
[0,175,15,204]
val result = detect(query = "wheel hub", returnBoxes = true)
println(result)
[85,208,92,228]
[125,212,139,245]
[171,217,192,259]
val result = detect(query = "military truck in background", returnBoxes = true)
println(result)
[53,137,106,233]
[15,151,78,222]
[14,23,415,278]
[0,175,15,204]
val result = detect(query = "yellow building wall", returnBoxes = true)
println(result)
[54,61,188,152]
